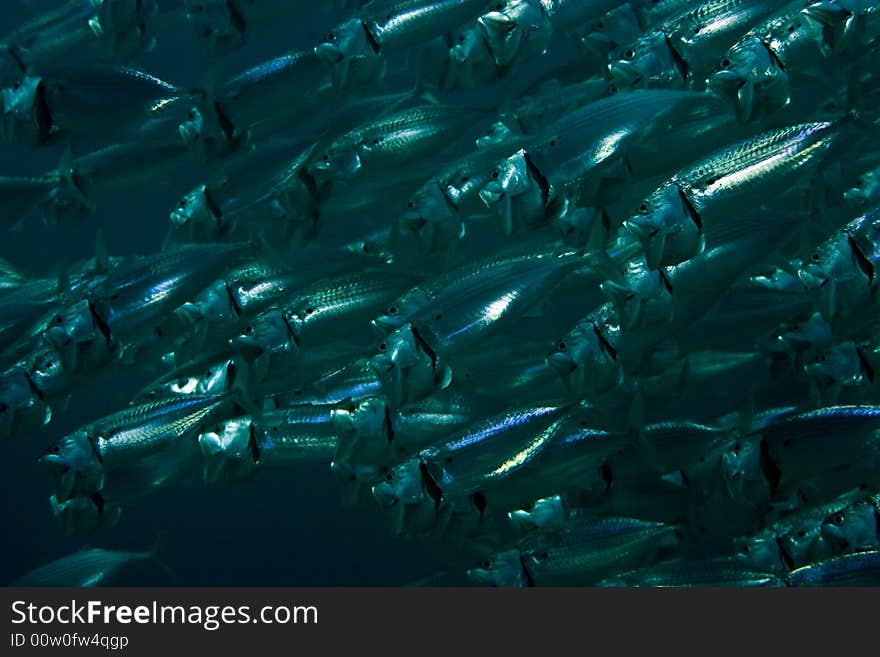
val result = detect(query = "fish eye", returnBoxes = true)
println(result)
[385,472,394,482]
[48,445,60,454]
[460,176,469,183]
[407,201,414,208]
[387,306,398,315]
[327,32,336,41]
[371,138,379,145]
[733,443,742,453]
[831,513,845,524]
[558,341,567,350]
[624,49,635,60]
[639,202,649,212]
[322,153,330,161]
[811,252,820,262]
[53,315,63,324]
[721,58,730,68]
[742,544,751,553]
[481,559,493,569]
[305,307,314,315]
[444,456,453,463]
[434,313,442,320]
[495,3,503,9]
[693,26,701,35]
[549,139,557,147]
[796,530,806,538]
[379,343,387,351]
[609,85,618,94]
[244,325,254,334]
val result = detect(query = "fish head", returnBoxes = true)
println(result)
[778,526,826,569]
[508,495,567,534]
[721,439,770,508]
[0,76,51,145]
[370,325,450,408]
[707,38,789,123]
[821,500,879,552]
[372,288,431,337]
[401,183,463,254]
[601,258,672,330]
[316,18,376,65]
[467,549,527,586]
[182,357,243,397]
[450,25,488,65]
[176,279,235,329]
[184,0,247,55]
[40,430,103,502]
[556,205,603,249]
[50,493,121,535]
[42,301,95,356]
[624,184,701,269]
[371,459,425,508]
[478,0,551,68]
[547,323,621,400]
[733,532,785,573]
[783,312,835,355]
[802,0,880,55]
[580,3,644,62]
[845,167,880,208]
[609,32,686,90]
[805,342,864,396]
[27,349,69,400]
[235,310,297,354]
[198,417,257,484]
[0,371,37,439]
[479,150,531,208]
[308,138,362,182]
[448,25,496,89]
[170,184,223,229]
[330,397,390,464]
[89,0,159,58]
[179,104,249,164]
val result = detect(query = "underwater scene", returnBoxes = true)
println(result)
[1,0,879,587]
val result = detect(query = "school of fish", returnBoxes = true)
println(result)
[2,0,880,586]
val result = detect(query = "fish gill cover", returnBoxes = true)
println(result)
[1,0,880,587]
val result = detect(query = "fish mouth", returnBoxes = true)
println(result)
[477,12,514,43]
[315,43,344,64]
[479,182,505,207]
[706,69,743,97]
[608,60,643,86]
[546,351,576,375]
[371,316,402,337]
[169,207,192,226]
[371,481,399,508]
